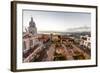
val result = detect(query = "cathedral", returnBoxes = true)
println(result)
[28,17,37,35]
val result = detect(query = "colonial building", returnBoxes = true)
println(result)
[23,17,42,62]
[80,35,91,49]
[23,17,38,51]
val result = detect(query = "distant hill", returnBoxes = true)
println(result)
[37,30,90,36]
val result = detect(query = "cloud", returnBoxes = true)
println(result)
[67,26,91,32]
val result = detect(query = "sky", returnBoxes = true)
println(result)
[23,10,91,32]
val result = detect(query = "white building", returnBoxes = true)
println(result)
[80,35,91,49]
[22,17,42,62]
[23,17,38,52]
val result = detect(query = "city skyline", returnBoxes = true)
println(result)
[23,10,91,63]
[23,10,91,32]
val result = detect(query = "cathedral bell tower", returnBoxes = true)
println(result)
[28,17,37,35]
